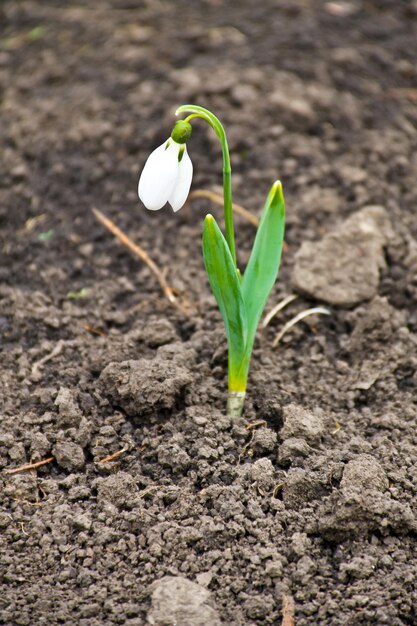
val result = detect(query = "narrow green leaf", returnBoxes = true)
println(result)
[38,229,54,242]
[202,214,247,368]
[242,180,285,346]
[67,288,88,299]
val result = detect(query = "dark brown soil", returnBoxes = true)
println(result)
[1,1,417,625]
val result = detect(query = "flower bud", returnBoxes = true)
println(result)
[170,120,192,144]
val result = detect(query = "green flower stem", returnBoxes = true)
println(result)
[175,104,237,267]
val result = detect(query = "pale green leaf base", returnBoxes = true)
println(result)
[227,391,246,417]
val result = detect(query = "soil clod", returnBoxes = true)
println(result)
[292,206,393,305]
[148,576,221,626]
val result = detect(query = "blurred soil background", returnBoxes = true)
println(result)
[1,1,417,624]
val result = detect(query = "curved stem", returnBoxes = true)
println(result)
[176,104,237,267]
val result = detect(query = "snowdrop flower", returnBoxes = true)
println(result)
[138,120,193,212]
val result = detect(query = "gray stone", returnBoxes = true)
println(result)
[148,576,221,626]
[292,206,392,306]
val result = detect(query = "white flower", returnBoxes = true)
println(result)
[138,139,193,212]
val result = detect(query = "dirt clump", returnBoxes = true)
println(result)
[148,575,221,626]
[1,1,417,625]
[292,206,393,305]
[99,349,193,420]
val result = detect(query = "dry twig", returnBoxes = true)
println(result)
[138,485,161,499]
[238,420,266,463]
[92,207,187,313]
[96,448,128,464]
[31,340,65,378]
[5,457,54,475]
[188,189,259,226]
[281,594,295,626]
[272,306,331,347]
[388,88,417,102]
[262,295,298,329]
[81,323,108,337]
[246,419,267,430]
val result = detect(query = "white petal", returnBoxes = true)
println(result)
[138,140,179,210]
[168,147,193,212]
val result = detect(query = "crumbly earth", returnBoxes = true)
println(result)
[1,1,417,625]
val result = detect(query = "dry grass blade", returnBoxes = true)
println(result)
[5,457,54,475]
[81,323,108,337]
[31,340,65,379]
[96,448,128,464]
[388,88,417,102]
[281,594,295,626]
[23,213,47,232]
[272,306,331,347]
[262,294,298,328]
[92,208,187,313]
[188,189,259,226]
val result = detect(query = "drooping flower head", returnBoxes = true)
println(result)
[138,120,193,212]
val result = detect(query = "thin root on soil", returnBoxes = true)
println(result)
[332,421,342,434]
[5,457,54,475]
[238,420,266,463]
[188,189,259,226]
[388,87,417,101]
[92,207,189,314]
[262,294,298,328]
[96,448,128,464]
[138,485,162,499]
[281,594,296,626]
[31,340,66,379]
[272,306,331,347]
[81,323,108,337]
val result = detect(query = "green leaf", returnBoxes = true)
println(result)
[67,288,88,299]
[202,214,247,369]
[38,229,54,242]
[242,180,285,346]
[27,26,45,42]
